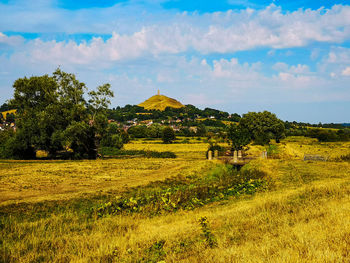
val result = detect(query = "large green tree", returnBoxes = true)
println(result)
[239,111,285,145]
[7,69,113,159]
[227,124,251,151]
[147,123,162,138]
[162,126,176,144]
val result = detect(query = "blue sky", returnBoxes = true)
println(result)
[1,0,350,123]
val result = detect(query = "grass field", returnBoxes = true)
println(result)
[1,137,350,262]
[0,142,210,205]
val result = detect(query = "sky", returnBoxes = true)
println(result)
[0,0,350,123]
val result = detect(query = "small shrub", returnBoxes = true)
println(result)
[140,240,166,263]
[145,151,176,158]
[266,144,280,159]
[162,127,176,144]
[198,216,217,248]
[100,148,176,158]
[181,138,190,144]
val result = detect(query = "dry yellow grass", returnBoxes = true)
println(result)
[0,109,17,119]
[138,94,184,111]
[0,142,211,205]
[125,141,208,159]
[1,137,350,262]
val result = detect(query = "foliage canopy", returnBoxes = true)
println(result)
[3,69,115,159]
[239,111,285,145]
[162,126,176,144]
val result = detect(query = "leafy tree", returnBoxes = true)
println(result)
[101,134,123,149]
[2,130,36,159]
[10,74,59,157]
[127,125,148,138]
[101,123,124,149]
[162,126,175,143]
[180,127,193,137]
[120,129,130,143]
[5,69,113,159]
[239,111,285,145]
[88,84,114,150]
[147,123,162,138]
[230,113,241,122]
[227,124,251,151]
[0,103,10,112]
[63,121,96,159]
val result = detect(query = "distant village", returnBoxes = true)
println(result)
[0,109,16,132]
[0,104,240,138]
[0,91,242,137]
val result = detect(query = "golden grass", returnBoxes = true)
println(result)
[1,137,350,262]
[0,109,17,119]
[138,94,184,111]
[278,137,350,160]
[0,158,212,206]
[0,142,211,205]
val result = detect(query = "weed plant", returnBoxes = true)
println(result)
[198,216,217,248]
[95,164,268,217]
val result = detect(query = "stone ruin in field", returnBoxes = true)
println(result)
[303,154,327,161]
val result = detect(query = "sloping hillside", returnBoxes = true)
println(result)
[0,109,17,119]
[138,94,184,111]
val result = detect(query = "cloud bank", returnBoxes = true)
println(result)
[1,2,350,122]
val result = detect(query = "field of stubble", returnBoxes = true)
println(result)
[1,138,350,262]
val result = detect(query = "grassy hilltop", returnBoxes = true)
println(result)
[1,137,350,262]
[138,94,184,111]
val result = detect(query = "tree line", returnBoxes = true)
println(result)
[1,69,348,160]
[107,104,241,123]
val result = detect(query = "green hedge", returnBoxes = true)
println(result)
[101,147,176,158]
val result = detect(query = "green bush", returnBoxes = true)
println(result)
[101,134,123,149]
[162,126,176,144]
[1,132,36,159]
[100,148,176,158]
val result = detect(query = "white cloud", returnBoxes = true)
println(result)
[1,3,350,121]
[272,62,288,71]
[342,66,350,76]
[288,64,310,74]
[277,72,312,85]
[1,50,350,118]
[1,5,350,63]
[320,47,350,77]
[327,47,350,64]
[0,32,24,47]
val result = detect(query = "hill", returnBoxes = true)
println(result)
[0,109,16,119]
[138,93,184,111]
